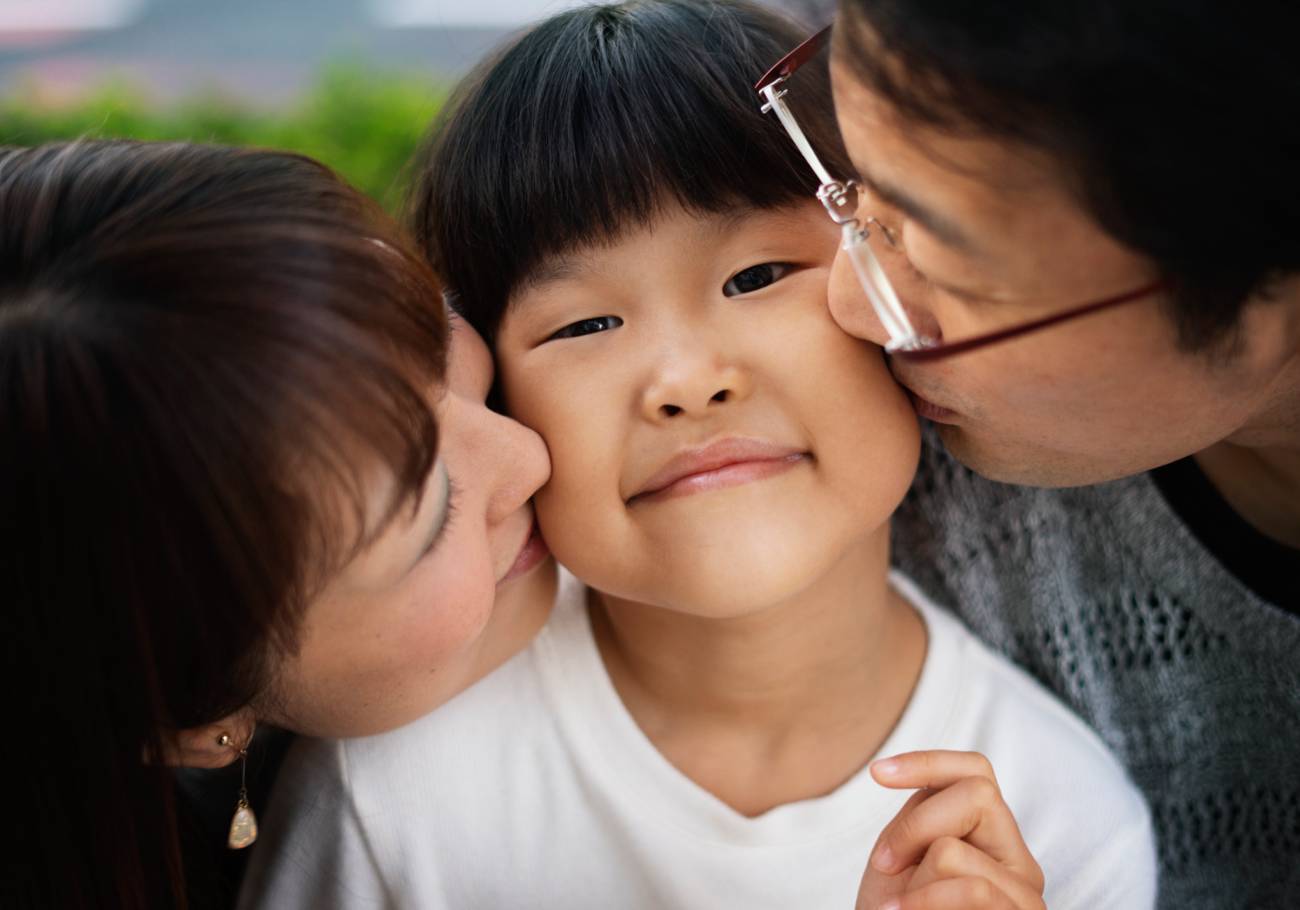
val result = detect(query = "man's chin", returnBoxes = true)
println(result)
[933,424,1107,489]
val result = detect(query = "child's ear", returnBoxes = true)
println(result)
[158,708,256,768]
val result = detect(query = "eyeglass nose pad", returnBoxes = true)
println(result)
[865,216,900,249]
[817,180,860,225]
[826,193,855,221]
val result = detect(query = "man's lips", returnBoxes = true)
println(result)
[628,438,809,504]
[889,365,961,424]
[906,389,960,423]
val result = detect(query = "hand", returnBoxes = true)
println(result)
[856,750,1046,910]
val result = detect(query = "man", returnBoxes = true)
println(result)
[822,1,1298,907]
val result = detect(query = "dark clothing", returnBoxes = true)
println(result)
[892,428,1300,909]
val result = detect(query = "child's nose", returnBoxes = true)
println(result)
[640,352,753,421]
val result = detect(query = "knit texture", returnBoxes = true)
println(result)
[892,430,1300,910]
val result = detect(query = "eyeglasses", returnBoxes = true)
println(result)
[754,25,1165,362]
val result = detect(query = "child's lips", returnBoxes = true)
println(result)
[628,437,809,504]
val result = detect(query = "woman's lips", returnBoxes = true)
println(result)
[629,438,809,505]
[499,521,549,584]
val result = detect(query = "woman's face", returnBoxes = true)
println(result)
[263,315,554,738]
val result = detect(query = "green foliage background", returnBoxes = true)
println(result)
[0,64,446,211]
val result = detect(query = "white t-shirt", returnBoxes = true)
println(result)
[241,569,1156,910]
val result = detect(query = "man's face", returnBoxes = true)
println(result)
[827,52,1298,486]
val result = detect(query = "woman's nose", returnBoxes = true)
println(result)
[640,347,753,422]
[483,409,551,525]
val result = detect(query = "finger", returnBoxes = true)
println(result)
[872,750,999,792]
[858,793,930,910]
[864,787,935,877]
[880,876,1020,910]
[870,777,1039,884]
[908,836,1045,909]
[855,862,911,910]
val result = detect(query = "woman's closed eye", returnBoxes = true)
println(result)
[546,315,624,342]
[723,262,791,297]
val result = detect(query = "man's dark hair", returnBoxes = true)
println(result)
[410,0,850,343]
[837,0,1300,349]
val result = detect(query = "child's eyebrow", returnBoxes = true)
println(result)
[523,255,592,291]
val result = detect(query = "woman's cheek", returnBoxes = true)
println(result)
[414,533,497,656]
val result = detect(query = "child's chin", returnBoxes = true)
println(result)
[644,559,823,618]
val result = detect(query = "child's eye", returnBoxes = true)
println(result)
[722,263,791,297]
[546,315,624,342]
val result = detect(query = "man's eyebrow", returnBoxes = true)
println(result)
[853,165,980,255]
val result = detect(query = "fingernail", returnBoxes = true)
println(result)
[873,844,895,872]
[873,758,899,777]
[878,900,901,910]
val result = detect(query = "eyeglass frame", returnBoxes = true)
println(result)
[754,25,1165,363]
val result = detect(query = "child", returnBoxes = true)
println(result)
[242,3,1155,908]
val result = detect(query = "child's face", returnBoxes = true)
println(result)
[496,201,920,616]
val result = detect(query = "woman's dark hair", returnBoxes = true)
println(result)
[0,140,447,908]
[410,0,851,343]
[837,0,1300,349]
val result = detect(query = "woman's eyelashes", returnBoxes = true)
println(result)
[546,315,624,342]
[722,262,790,297]
[417,475,460,565]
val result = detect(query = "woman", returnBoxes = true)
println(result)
[1,140,554,908]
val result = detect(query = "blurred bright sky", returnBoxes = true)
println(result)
[370,0,589,27]
[0,0,825,101]
[0,0,147,30]
[0,0,592,31]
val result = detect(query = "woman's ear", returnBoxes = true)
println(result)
[162,708,257,768]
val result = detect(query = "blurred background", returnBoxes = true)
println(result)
[0,0,833,210]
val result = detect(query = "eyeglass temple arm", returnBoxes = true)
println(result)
[758,83,924,351]
[840,224,924,350]
[755,25,924,352]
[758,83,835,186]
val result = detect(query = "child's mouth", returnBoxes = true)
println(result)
[628,438,809,504]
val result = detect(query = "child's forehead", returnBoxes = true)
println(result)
[514,201,813,293]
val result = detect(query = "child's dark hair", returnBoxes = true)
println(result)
[410,0,850,343]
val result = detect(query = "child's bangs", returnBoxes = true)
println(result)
[411,0,850,342]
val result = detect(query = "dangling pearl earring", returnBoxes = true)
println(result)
[217,733,258,849]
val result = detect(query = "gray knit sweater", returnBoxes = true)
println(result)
[891,429,1300,910]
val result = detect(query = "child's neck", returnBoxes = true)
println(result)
[588,524,926,818]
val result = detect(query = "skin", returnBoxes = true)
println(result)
[173,316,556,761]
[497,200,927,816]
[858,752,1045,910]
[825,44,1300,550]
